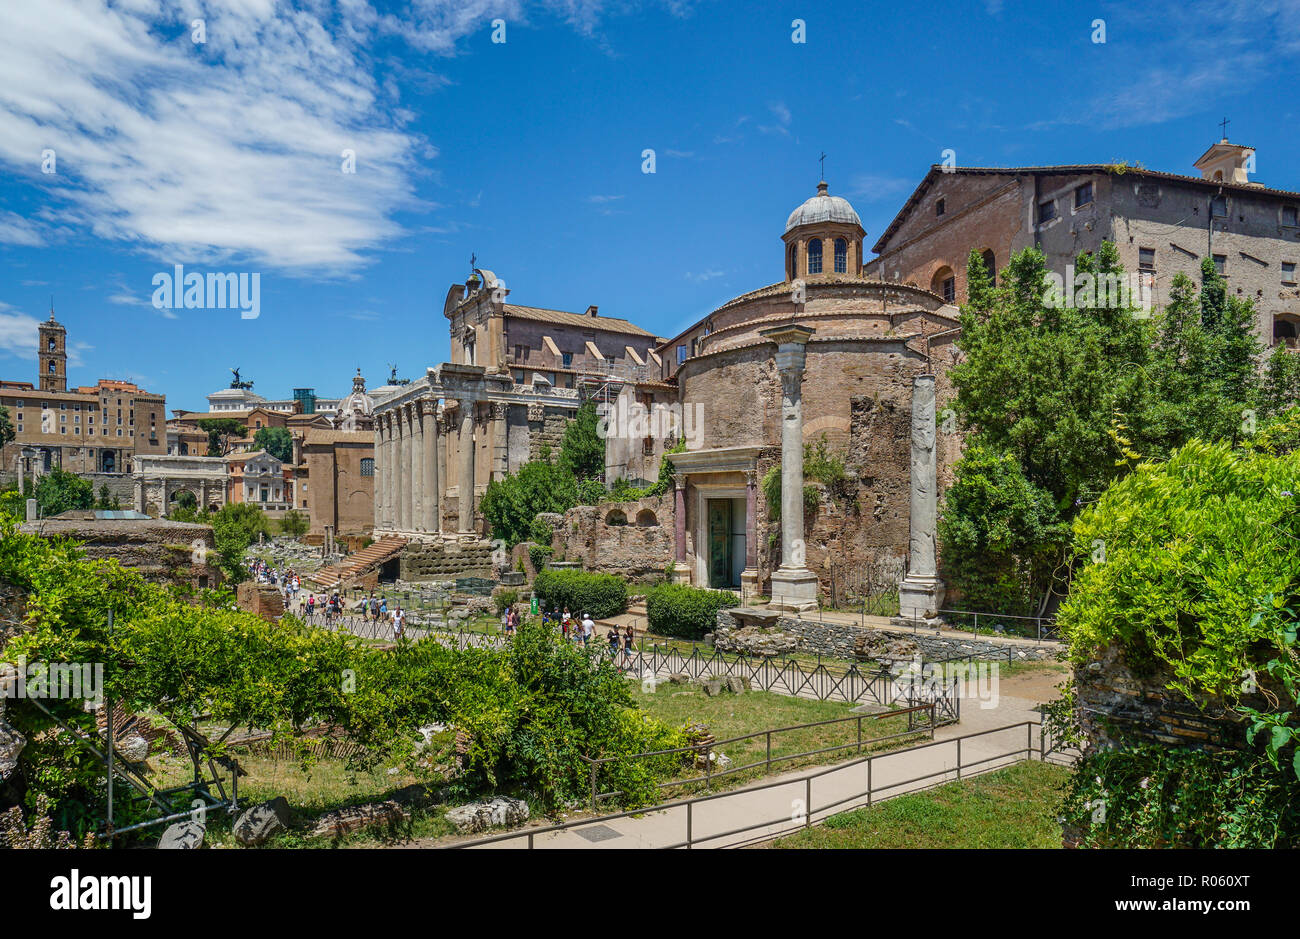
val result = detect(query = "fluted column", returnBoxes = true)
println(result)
[383,415,395,530]
[436,412,449,537]
[422,400,439,533]
[408,403,423,531]
[374,422,384,530]
[397,409,411,531]
[458,400,476,535]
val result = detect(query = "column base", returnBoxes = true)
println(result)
[740,568,760,601]
[669,566,692,585]
[897,576,946,622]
[767,568,819,613]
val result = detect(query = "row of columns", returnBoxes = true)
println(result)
[376,397,480,536]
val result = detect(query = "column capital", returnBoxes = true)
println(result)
[673,473,687,491]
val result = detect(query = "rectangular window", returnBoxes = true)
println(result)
[1213,253,1227,275]
[1211,196,1228,217]
[1284,262,1297,285]
[1139,248,1156,271]
[1075,182,1094,208]
[561,351,573,368]
[360,458,375,477]
[941,277,956,303]
[1284,206,1298,227]
[677,345,687,364]
[935,198,945,217]
[1037,200,1057,224]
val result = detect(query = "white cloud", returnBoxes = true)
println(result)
[685,269,724,282]
[0,212,44,247]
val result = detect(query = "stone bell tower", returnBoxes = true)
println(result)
[38,308,67,393]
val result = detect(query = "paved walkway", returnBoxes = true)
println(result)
[447,672,1072,849]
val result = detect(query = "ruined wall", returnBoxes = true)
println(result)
[18,518,222,589]
[549,494,674,582]
[1074,644,1280,753]
[399,539,495,581]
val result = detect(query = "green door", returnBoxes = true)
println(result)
[707,499,732,588]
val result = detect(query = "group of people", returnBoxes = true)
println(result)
[534,607,638,669]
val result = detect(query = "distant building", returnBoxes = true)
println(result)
[291,428,374,538]
[866,138,1300,346]
[1,312,166,478]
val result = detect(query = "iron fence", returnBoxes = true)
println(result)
[584,702,940,809]
[448,719,1073,849]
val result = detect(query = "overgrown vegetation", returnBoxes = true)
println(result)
[0,518,684,840]
[1056,437,1300,846]
[943,244,1295,615]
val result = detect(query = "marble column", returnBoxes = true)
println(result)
[436,413,449,538]
[458,400,476,536]
[741,468,759,598]
[422,401,439,533]
[398,410,412,532]
[133,476,143,512]
[761,323,819,612]
[898,374,946,621]
[408,403,423,531]
[672,473,688,582]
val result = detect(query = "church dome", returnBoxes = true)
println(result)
[785,181,861,233]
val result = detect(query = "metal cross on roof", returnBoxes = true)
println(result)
[819,152,826,179]
[1220,116,1230,139]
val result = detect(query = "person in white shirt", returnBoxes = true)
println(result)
[580,613,594,647]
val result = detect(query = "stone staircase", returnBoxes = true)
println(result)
[307,536,407,589]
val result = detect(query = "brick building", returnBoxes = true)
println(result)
[292,429,374,538]
[1,312,166,478]
[866,138,1300,346]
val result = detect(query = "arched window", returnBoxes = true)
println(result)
[931,266,956,303]
[605,509,628,526]
[981,249,996,285]
[635,509,659,527]
[834,238,847,273]
[807,238,823,274]
[48,360,56,374]
[787,243,797,279]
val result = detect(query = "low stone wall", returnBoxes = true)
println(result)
[1074,644,1277,754]
[549,495,674,582]
[713,608,1060,663]
[399,540,494,581]
[18,518,222,589]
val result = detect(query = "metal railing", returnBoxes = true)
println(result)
[584,702,939,810]
[449,719,1071,849]
[761,595,1059,643]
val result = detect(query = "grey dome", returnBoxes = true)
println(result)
[785,181,861,233]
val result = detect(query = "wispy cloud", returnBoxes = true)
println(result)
[759,100,792,136]
[685,269,725,283]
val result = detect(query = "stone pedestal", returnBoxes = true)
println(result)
[898,374,945,622]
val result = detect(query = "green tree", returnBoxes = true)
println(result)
[480,453,580,547]
[196,418,247,456]
[280,508,310,538]
[207,502,270,582]
[1131,263,1263,457]
[33,468,94,517]
[937,445,1068,615]
[1260,343,1300,420]
[952,244,1149,512]
[252,426,293,463]
[559,400,605,481]
[0,405,13,450]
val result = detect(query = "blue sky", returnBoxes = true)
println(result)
[1,0,1297,411]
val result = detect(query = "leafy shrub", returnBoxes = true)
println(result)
[1059,439,1300,698]
[280,508,310,538]
[532,568,627,618]
[528,544,553,574]
[1062,745,1300,848]
[493,589,519,615]
[645,582,738,640]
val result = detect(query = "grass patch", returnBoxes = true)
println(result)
[609,682,926,800]
[767,760,1069,849]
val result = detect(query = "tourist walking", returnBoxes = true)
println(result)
[581,613,594,647]
[607,624,620,661]
[622,624,635,669]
